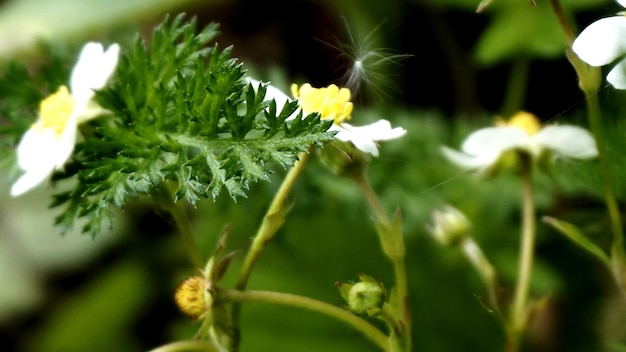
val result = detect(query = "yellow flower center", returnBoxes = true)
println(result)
[37,86,75,136]
[291,83,353,124]
[496,111,541,136]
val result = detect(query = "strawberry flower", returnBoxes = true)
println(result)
[247,78,406,156]
[442,111,598,171]
[11,42,119,197]
[572,0,626,89]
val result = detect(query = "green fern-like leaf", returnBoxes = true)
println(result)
[51,14,334,237]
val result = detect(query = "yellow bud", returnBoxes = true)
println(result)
[174,276,207,320]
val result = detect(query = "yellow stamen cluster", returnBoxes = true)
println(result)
[174,276,207,320]
[496,111,541,136]
[291,83,353,124]
[37,86,76,136]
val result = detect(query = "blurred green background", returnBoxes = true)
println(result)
[2,0,626,351]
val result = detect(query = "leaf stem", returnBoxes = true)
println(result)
[219,289,389,351]
[155,182,203,268]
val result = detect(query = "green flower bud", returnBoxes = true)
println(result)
[319,140,371,179]
[426,205,472,246]
[337,273,386,317]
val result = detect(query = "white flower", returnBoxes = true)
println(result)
[11,42,120,197]
[442,111,598,170]
[572,0,626,89]
[246,78,406,156]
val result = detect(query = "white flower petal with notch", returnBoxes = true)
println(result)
[71,42,120,121]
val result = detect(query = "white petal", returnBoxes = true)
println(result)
[336,120,407,141]
[15,128,58,171]
[10,167,54,197]
[441,146,499,169]
[607,58,626,89]
[333,127,381,156]
[12,129,59,196]
[534,125,598,159]
[572,17,626,66]
[332,121,406,156]
[53,114,79,168]
[461,127,529,156]
[11,115,79,197]
[618,0,626,9]
[70,42,120,113]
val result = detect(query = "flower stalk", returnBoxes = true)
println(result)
[354,173,411,351]
[230,149,312,348]
[506,154,536,352]
[551,0,626,293]
[219,288,389,351]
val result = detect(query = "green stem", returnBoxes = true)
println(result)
[379,303,404,352]
[501,58,529,117]
[586,94,624,252]
[230,150,312,349]
[548,0,576,44]
[219,289,389,351]
[507,155,536,352]
[461,238,502,319]
[354,174,411,351]
[549,0,623,253]
[550,0,626,295]
[148,340,220,352]
[587,94,626,294]
[154,183,203,268]
[170,200,203,268]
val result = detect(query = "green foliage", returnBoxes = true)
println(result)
[474,0,610,65]
[49,14,334,237]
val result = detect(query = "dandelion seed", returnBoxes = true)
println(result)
[315,16,412,102]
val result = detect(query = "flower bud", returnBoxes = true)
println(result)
[337,273,386,317]
[174,276,208,320]
[319,140,371,179]
[426,205,472,246]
